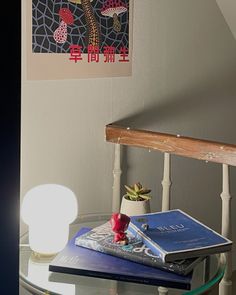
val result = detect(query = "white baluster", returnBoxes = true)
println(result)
[161,153,171,211]
[112,144,122,212]
[219,164,232,295]
[109,280,118,295]
[157,286,168,295]
[158,153,171,295]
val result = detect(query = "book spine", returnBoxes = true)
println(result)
[76,237,187,275]
[49,264,191,290]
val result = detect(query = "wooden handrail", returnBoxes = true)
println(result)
[105,124,236,166]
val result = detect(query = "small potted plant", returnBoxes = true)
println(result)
[120,182,151,216]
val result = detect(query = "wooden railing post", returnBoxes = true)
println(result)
[112,144,122,212]
[219,164,232,295]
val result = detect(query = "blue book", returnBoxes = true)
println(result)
[49,227,193,290]
[128,210,232,263]
[75,222,203,275]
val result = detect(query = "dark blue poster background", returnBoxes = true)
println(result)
[32,0,129,53]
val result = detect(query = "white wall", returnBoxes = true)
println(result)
[216,0,236,40]
[21,0,236,268]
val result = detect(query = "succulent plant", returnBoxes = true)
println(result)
[124,182,152,201]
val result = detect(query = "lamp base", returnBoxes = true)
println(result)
[30,251,56,263]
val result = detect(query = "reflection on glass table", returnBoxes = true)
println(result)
[20,213,225,295]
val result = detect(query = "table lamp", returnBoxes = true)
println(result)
[21,184,78,256]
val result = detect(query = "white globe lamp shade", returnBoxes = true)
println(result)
[21,184,78,255]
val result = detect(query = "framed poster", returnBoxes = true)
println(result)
[26,0,133,80]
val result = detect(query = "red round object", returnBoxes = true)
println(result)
[59,8,74,25]
[110,213,130,234]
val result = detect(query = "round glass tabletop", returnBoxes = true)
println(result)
[20,213,225,295]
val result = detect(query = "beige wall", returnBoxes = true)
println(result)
[216,0,236,40]
[21,0,236,268]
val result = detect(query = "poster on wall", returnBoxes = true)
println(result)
[26,0,133,80]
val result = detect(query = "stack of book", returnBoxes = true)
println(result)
[49,209,232,290]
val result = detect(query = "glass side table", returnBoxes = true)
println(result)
[20,213,225,295]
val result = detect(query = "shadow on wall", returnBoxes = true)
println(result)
[112,62,236,144]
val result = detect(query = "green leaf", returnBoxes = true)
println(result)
[134,183,140,192]
[127,192,138,199]
[140,188,151,194]
[125,182,151,201]
[125,185,135,194]
[129,194,137,201]
[137,182,142,190]
[140,195,151,200]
